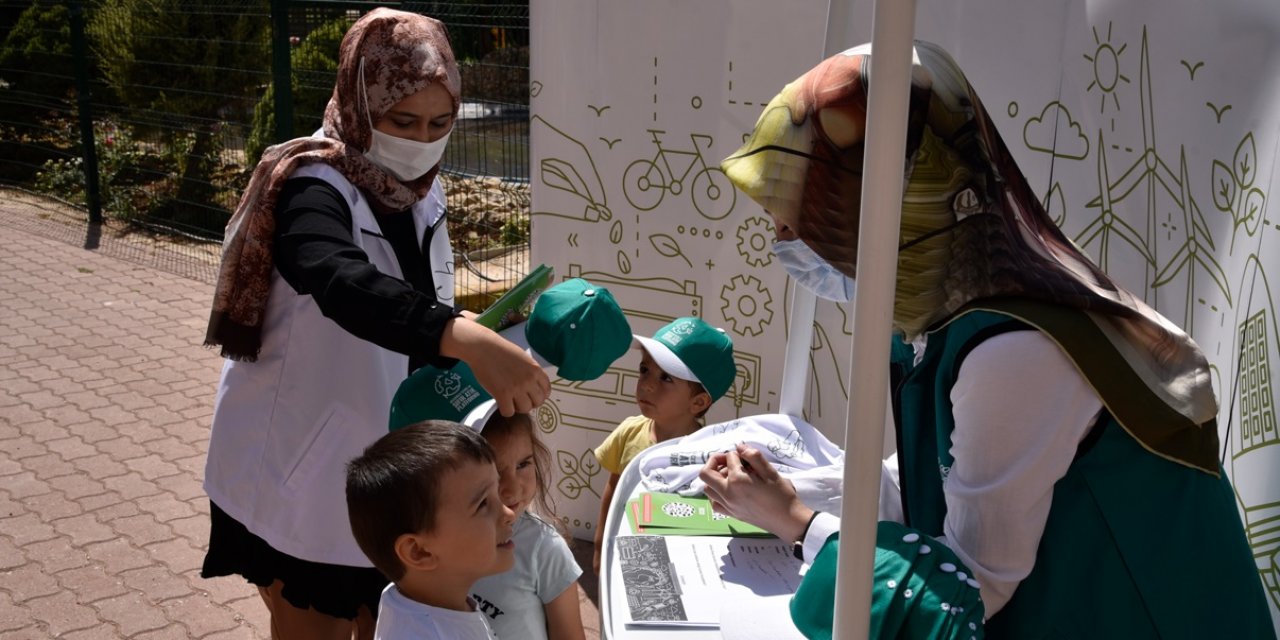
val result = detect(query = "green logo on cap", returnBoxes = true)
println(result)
[389,363,493,432]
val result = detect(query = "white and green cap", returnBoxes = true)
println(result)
[633,316,736,401]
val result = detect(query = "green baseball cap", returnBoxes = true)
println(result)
[525,278,632,381]
[634,316,735,401]
[388,362,498,432]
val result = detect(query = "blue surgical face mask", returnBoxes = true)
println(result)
[772,239,856,302]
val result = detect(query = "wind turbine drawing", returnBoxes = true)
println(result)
[1078,28,1230,332]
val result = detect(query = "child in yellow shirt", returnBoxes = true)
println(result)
[591,316,734,572]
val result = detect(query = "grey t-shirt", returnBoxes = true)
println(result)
[470,513,581,640]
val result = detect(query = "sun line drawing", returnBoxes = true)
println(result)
[1083,21,1131,114]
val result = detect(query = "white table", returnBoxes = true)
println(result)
[598,439,805,639]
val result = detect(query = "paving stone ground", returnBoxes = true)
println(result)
[0,201,600,639]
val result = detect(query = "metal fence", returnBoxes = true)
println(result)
[0,0,530,309]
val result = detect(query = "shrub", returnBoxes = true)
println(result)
[245,16,349,163]
[0,2,76,129]
[89,0,268,222]
[34,119,178,223]
[459,45,529,105]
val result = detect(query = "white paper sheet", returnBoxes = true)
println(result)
[718,593,808,640]
[616,535,804,628]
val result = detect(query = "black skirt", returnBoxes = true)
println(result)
[200,501,388,620]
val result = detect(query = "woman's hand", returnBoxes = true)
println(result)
[700,444,814,543]
[440,316,551,416]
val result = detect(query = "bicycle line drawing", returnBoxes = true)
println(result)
[622,128,738,221]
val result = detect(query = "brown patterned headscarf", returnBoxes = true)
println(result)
[722,41,1221,473]
[205,8,460,360]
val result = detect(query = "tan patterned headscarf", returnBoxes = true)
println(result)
[205,8,460,360]
[722,41,1220,473]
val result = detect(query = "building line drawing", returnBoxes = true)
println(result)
[1227,254,1280,610]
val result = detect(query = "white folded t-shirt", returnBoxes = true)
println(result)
[637,414,844,496]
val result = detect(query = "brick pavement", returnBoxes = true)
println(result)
[0,211,601,639]
[0,218,269,639]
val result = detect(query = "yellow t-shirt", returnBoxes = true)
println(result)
[593,415,656,475]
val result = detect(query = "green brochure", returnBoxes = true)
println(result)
[473,263,554,332]
[626,492,774,537]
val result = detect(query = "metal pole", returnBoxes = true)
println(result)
[69,0,101,224]
[779,286,817,417]
[828,0,917,638]
[270,0,294,142]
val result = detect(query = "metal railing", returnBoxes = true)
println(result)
[0,0,529,308]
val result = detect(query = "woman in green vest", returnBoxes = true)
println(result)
[700,40,1275,639]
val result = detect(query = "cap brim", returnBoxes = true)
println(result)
[498,322,555,371]
[462,399,498,431]
[633,335,700,385]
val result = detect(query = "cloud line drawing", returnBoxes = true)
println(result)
[1023,101,1090,159]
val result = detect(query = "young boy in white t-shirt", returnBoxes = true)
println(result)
[346,421,516,639]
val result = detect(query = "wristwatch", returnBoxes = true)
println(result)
[792,510,823,561]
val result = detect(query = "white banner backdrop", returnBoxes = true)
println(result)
[530,0,1280,625]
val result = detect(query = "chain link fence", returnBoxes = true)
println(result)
[0,0,529,309]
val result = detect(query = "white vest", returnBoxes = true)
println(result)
[205,164,454,566]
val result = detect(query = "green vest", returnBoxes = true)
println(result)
[895,308,1274,639]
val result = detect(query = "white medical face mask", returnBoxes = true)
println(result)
[359,56,451,181]
[772,238,856,303]
[365,128,450,181]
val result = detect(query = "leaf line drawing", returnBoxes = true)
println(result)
[1210,132,1267,249]
[556,449,602,500]
[649,233,693,268]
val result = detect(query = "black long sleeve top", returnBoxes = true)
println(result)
[272,176,461,373]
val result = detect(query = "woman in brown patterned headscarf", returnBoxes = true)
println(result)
[702,41,1272,639]
[199,9,549,638]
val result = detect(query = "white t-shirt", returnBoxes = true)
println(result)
[470,513,582,640]
[374,584,495,640]
[637,413,845,495]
